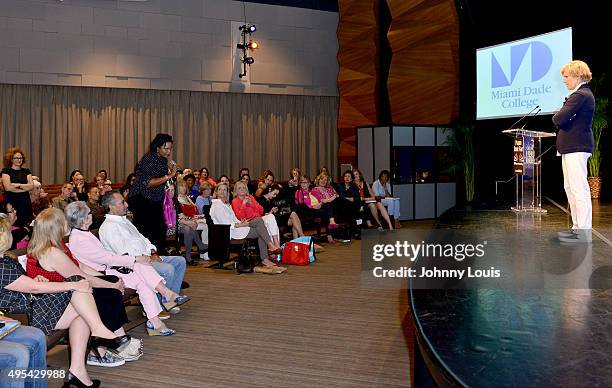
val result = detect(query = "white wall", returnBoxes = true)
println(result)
[0,0,339,96]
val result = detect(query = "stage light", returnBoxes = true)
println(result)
[248,41,259,49]
[242,57,255,65]
[239,24,256,33]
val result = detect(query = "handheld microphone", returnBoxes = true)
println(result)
[520,108,542,129]
[505,105,539,131]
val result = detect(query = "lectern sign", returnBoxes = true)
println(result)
[513,138,524,174]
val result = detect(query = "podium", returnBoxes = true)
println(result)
[502,128,556,213]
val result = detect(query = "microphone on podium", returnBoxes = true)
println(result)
[520,107,542,129]
[505,105,540,131]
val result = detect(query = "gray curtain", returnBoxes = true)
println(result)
[0,84,339,184]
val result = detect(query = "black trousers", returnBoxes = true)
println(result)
[129,194,166,253]
[92,275,128,332]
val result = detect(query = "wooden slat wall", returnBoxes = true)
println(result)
[337,0,380,165]
[386,0,459,124]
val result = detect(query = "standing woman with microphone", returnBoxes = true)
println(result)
[128,134,177,253]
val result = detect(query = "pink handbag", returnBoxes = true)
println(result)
[163,191,176,228]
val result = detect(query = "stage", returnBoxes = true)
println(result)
[410,200,612,387]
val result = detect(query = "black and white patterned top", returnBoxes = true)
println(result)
[130,152,168,202]
[0,256,75,335]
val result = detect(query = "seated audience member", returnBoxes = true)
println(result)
[239,173,255,195]
[294,176,336,243]
[232,181,282,250]
[210,183,283,270]
[0,319,47,388]
[182,174,198,201]
[238,167,250,181]
[257,183,304,239]
[217,175,231,190]
[119,184,130,201]
[65,201,179,337]
[97,170,109,182]
[0,217,130,388]
[124,173,136,190]
[69,170,88,201]
[318,166,335,186]
[86,186,105,230]
[1,146,34,227]
[313,173,341,228]
[372,170,401,229]
[195,182,213,216]
[193,169,200,182]
[336,170,363,239]
[174,183,208,264]
[25,208,141,367]
[287,167,302,188]
[30,180,50,217]
[98,191,188,303]
[199,168,216,187]
[102,180,113,196]
[51,182,74,211]
[353,169,393,230]
[0,202,30,250]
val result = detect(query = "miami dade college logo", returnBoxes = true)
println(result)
[491,42,552,88]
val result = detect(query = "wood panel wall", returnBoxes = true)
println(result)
[337,0,380,165]
[387,0,459,124]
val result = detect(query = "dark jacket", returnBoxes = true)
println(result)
[552,84,595,154]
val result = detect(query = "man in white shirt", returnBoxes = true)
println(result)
[99,191,187,296]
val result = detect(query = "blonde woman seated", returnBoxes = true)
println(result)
[353,169,393,230]
[232,181,281,250]
[0,216,129,388]
[210,183,283,269]
[65,201,178,338]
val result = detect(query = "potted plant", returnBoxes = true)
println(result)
[588,75,609,198]
[446,124,476,203]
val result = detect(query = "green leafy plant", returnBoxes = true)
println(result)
[588,75,608,177]
[445,124,476,202]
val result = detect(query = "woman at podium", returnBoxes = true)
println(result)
[552,60,595,243]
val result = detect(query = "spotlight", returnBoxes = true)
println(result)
[239,24,256,33]
[248,41,259,49]
[242,57,255,65]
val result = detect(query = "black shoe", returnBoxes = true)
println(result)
[181,281,190,290]
[89,334,130,352]
[353,234,362,240]
[62,372,101,388]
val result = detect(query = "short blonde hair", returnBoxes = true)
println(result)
[561,60,592,82]
[213,183,230,203]
[27,208,68,259]
[0,217,12,254]
[315,172,330,187]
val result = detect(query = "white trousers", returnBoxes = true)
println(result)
[561,152,592,229]
[261,214,280,239]
[381,197,401,219]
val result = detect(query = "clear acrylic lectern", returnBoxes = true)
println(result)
[502,128,556,213]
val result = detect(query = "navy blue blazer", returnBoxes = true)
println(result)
[552,84,595,154]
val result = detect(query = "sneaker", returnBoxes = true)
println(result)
[86,351,125,367]
[199,252,209,261]
[170,306,180,314]
[557,229,576,237]
[117,339,143,362]
[558,229,592,243]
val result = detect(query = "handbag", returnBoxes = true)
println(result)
[163,190,176,229]
[281,242,310,266]
[275,236,316,264]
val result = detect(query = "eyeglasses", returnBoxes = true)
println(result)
[12,157,23,160]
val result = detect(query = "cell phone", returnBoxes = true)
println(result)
[0,322,5,328]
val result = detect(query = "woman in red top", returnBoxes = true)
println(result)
[232,180,281,251]
[26,208,137,367]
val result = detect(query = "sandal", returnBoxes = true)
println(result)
[146,321,175,337]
